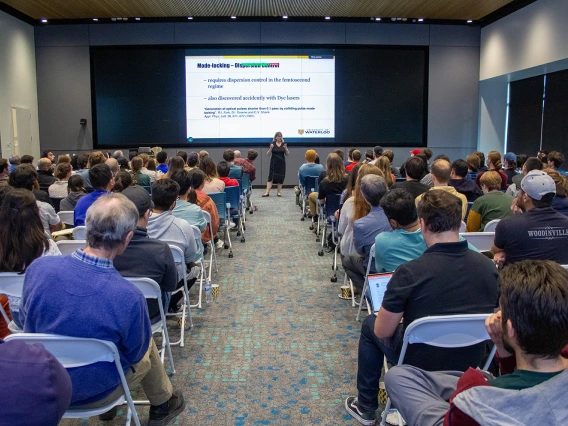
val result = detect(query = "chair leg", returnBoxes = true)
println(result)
[349,278,356,308]
[356,279,369,321]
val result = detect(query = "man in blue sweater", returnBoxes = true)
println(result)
[21,193,185,425]
[73,163,115,226]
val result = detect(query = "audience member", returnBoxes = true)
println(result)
[342,175,391,292]
[421,154,450,187]
[60,175,86,211]
[138,153,157,182]
[544,168,568,216]
[177,151,188,167]
[385,260,568,426]
[466,153,480,181]
[345,190,499,425]
[223,149,244,178]
[131,156,151,186]
[1,336,72,426]
[188,169,220,246]
[9,165,63,232]
[537,149,548,165]
[298,149,324,189]
[421,148,433,165]
[170,170,208,233]
[492,170,568,266]
[186,152,200,171]
[376,156,395,187]
[105,157,120,180]
[507,156,543,197]
[0,188,61,327]
[309,153,348,219]
[364,150,374,164]
[200,157,225,193]
[217,161,239,187]
[77,151,106,190]
[112,150,123,159]
[390,156,429,198]
[42,150,56,163]
[449,159,483,201]
[73,164,114,226]
[234,149,258,182]
[503,152,518,182]
[345,148,356,167]
[114,186,178,323]
[382,149,400,177]
[156,151,169,174]
[466,171,514,232]
[48,162,72,198]
[8,155,20,173]
[370,146,384,165]
[20,154,34,165]
[416,159,469,220]
[37,158,56,192]
[0,158,8,186]
[112,170,133,193]
[117,156,130,172]
[515,153,527,173]
[346,150,362,172]
[474,151,488,173]
[164,156,186,180]
[547,150,567,176]
[199,150,209,161]
[20,194,186,422]
[476,151,508,189]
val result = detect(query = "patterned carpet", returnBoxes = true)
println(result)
[62,188,366,425]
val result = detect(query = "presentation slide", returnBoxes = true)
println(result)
[185,54,335,142]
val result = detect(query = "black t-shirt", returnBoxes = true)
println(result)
[382,241,499,371]
[318,176,348,200]
[318,170,327,185]
[494,207,568,265]
[391,180,430,199]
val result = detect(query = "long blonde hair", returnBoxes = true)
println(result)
[377,156,393,187]
[326,153,346,183]
[544,168,568,197]
[352,164,384,222]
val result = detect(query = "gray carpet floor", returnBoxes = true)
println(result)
[61,188,366,425]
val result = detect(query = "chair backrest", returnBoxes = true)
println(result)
[366,243,376,275]
[50,197,63,213]
[163,243,187,282]
[242,173,251,191]
[484,219,500,232]
[324,193,342,219]
[0,272,25,298]
[399,314,495,370]
[56,240,86,255]
[465,201,474,221]
[209,192,227,221]
[72,226,86,240]
[459,232,495,252]
[305,176,319,194]
[142,186,152,195]
[202,210,215,243]
[235,179,243,196]
[58,211,74,226]
[229,165,243,179]
[224,186,241,209]
[124,277,161,301]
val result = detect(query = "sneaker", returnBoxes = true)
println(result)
[215,240,224,249]
[383,409,406,426]
[345,397,376,425]
[148,390,186,426]
[229,221,236,229]
[98,406,117,421]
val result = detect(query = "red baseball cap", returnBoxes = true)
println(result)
[410,149,421,155]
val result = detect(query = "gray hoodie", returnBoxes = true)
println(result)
[60,191,86,212]
[147,210,199,264]
[454,369,568,425]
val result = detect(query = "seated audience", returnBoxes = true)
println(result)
[346,150,362,172]
[345,190,499,425]
[77,151,106,190]
[1,336,72,426]
[0,188,61,327]
[200,157,225,194]
[148,179,200,267]
[130,156,151,186]
[188,169,220,247]
[547,150,568,176]
[537,149,548,164]
[476,151,508,189]
[234,149,258,182]
[171,170,208,244]
[342,175,391,291]
[20,194,185,422]
[466,171,514,232]
[382,149,400,177]
[391,156,429,198]
[466,153,480,181]
[506,156,543,197]
[9,165,63,233]
[164,156,186,180]
[503,152,518,183]
[112,150,123,159]
[74,164,115,226]
[60,175,86,211]
[20,154,34,165]
[114,186,178,323]
[449,159,483,201]
[345,148,356,167]
[309,153,348,219]
[474,151,489,173]
[515,153,527,173]
[492,170,568,266]
[364,150,374,164]
[8,155,20,173]
[117,156,130,171]
[421,155,450,187]
[105,157,120,180]
[384,260,568,426]
[544,168,568,216]
[416,159,469,220]
[0,158,9,186]
[376,156,395,187]
[42,150,56,163]
[36,157,56,192]
[298,149,324,189]
[139,153,159,182]
[156,151,169,174]
[177,150,188,168]
[369,146,384,166]
[112,170,133,193]
[48,162,72,198]
[199,150,209,161]
[217,161,239,187]
[186,152,200,171]
[223,149,244,178]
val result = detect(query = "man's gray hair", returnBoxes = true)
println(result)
[113,150,124,159]
[360,175,388,207]
[85,193,138,250]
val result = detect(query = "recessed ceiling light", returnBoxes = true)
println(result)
[375,17,381,21]
[467,19,473,23]
[231,15,237,19]
[283,15,288,19]
[41,19,48,23]
[325,16,330,20]
[418,18,424,22]
[187,16,193,20]
[93,18,98,22]
[135,17,141,21]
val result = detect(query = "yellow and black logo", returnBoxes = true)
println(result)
[298,129,305,135]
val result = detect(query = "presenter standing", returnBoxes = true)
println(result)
[263,132,289,197]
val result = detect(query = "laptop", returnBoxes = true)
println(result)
[367,273,393,313]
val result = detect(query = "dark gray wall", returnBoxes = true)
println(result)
[35,22,480,185]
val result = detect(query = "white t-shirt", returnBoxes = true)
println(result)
[37,201,61,233]
[48,180,69,198]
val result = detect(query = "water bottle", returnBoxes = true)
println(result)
[205,285,212,303]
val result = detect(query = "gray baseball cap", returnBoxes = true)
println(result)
[520,170,556,200]
[122,185,154,216]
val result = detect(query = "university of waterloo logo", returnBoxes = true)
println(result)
[298,129,305,135]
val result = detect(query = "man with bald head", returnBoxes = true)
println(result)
[234,150,242,159]
[105,157,120,180]
[37,158,56,193]
[415,159,469,220]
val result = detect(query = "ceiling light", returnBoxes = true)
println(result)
[325,16,330,20]
[418,18,424,22]
[111,17,116,21]
[231,15,236,19]
[187,16,193,20]
[93,18,98,21]
[375,17,381,21]
[41,19,48,23]
[467,19,473,23]
[135,17,141,21]
[283,15,288,19]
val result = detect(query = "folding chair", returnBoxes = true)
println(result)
[189,225,211,308]
[300,176,319,221]
[380,314,497,426]
[58,211,74,227]
[242,173,253,214]
[225,186,245,243]
[318,193,342,257]
[229,165,243,179]
[125,277,175,374]
[484,219,500,232]
[72,226,86,240]
[56,240,87,255]
[356,243,376,321]
[202,210,218,281]
[163,244,194,345]
[459,232,495,252]
[5,333,142,426]
[465,201,474,222]
[209,192,233,257]
[0,272,25,333]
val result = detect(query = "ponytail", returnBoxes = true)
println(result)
[187,187,197,204]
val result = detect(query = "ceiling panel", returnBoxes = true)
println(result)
[2,0,513,21]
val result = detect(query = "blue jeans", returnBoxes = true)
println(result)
[357,315,404,411]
